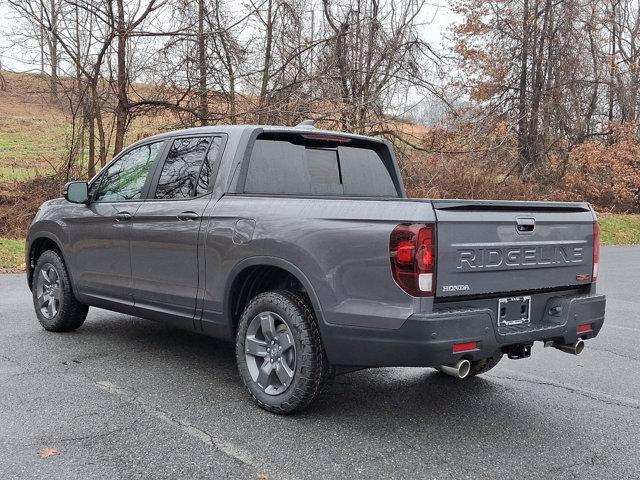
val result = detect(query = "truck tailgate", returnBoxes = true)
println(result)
[433,200,596,298]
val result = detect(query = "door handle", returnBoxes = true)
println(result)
[115,212,132,221]
[177,211,200,221]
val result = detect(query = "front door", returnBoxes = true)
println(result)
[130,135,224,327]
[69,141,165,310]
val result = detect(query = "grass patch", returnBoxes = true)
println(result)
[598,214,640,245]
[0,238,25,269]
[0,71,172,185]
[0,117,69,165]
[0,166,44,181]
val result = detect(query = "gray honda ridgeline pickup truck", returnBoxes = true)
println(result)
[26,123,606,413]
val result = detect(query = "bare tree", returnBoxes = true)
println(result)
[452,0,612,177]
[112,0,164,155]
[7,0,117,175]
[5,0,440,176]
[320,0,438,135]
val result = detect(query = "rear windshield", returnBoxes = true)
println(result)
[243,136,399,197]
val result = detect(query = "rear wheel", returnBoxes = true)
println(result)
[235,290,331,414]
[32,250,88,332]
[468,355,502,377]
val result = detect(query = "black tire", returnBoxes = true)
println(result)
[235,290,331,414]
[468,355,502,377]
[32,249,88,332]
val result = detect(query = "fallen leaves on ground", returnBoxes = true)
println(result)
[38,447,59,459]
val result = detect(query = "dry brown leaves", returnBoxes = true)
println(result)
[38,447,59,459]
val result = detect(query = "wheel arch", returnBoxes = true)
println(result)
[224,256,326,338]
[27,233,68,291]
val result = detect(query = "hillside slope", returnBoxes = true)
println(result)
[0,71,167,182]
[0,72,68,180]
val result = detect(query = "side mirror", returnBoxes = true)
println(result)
[63,181,89,204]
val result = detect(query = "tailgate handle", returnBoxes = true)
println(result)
[516,217,535,233]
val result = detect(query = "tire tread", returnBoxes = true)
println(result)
[32,249,88,332]
[236,289,331,414]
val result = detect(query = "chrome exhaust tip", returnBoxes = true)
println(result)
[437,359,471,379]
[553,339,585,355]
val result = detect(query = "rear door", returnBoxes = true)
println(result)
[130,135,225,327]
[433,200,596,298]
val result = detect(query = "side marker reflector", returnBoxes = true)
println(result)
[576,323,593,334]
[452,341,478,353]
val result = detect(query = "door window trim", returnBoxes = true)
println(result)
[144,133,228,202]
[88,139,168,204]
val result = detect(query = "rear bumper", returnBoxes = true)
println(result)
[322,293,606,368]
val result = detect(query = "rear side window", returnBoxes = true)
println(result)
[195,136,223,196]
[243,137,398,197]
[155,136,213,199]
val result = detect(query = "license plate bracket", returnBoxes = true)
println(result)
[497,296,531,327]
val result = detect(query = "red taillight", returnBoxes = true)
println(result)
[389,223,435,296]
[396,241,415,264]
[452,341,478,353]
[592,222,599,282]
[577,323,593,334]
[417,226,434,272]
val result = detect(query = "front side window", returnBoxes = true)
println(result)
[88,173,102,200]
[155,137,212,199]
[93,141,163,202]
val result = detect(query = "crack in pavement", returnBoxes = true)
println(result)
[587,345,640,362]
[57,422,138,443]
[607,324,640,334]
[545,451,604,479]
[0,354,26,369]
[490,369,640,411]
[94,380,288,479]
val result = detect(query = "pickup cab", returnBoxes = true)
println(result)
[26,123,606,413]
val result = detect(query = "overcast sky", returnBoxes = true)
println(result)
[0,0,457,73]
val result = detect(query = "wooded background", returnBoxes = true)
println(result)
[1,0,640,217]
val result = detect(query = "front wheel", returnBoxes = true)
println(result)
[32,250,88,332]
[235,290,331,414]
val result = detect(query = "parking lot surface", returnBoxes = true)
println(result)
[1,247,639,479]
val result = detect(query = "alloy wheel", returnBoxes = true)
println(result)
[244,311,296,395]
[35,263,61,319]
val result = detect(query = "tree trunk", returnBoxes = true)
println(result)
[48,0,58,101]
[608,1,618,124]
[322,1,351,130]
[197,0,208,126]
[92,83,107,167]
[39,3,45,75]
[517,0,531,175]
[113,0,127,156]
[258,0,273,124]
[228,71,237,124]
[526,0,553,172]
[87,96,96,179]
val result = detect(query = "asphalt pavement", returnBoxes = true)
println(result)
[1,247,639,479]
